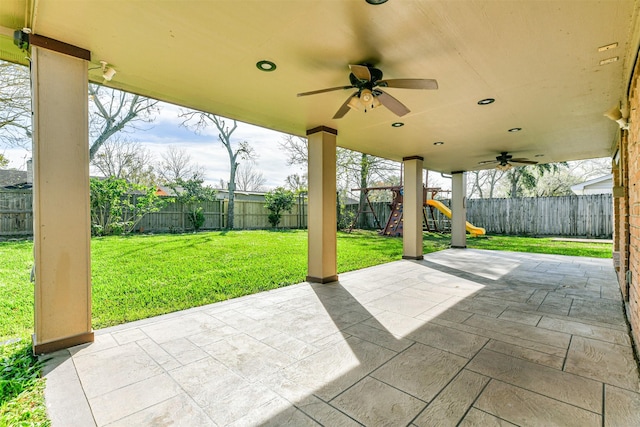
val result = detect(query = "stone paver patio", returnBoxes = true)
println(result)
[43,249,640,426]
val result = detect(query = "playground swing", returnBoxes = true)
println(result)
[348,185,485,237]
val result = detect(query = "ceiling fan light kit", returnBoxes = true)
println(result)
[478,151,538,170]
[297,64,438,119]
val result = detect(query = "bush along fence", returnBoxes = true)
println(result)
[0,190,612,237]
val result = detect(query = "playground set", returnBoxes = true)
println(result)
[348,185,486,237]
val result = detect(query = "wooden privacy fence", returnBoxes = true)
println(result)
[465,194,613,237]
[345,194,612,238]
[0,190,33,236]
[138,198,308,232]
[0,190,611,237]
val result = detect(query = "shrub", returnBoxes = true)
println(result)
[265,187,295,228]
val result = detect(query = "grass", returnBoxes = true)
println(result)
[0,230,612,340]
[90,230,404,329]
[0,340,49,427]
[427,233,613,258]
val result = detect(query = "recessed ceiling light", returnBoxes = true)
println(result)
[508,127,522,132]
[256,60,276,72]
[535,154,544,157]
[366,0,389,4]
[433,141,444,146]
[598,42,618,52]
[391,122,404,127]
[599,57,619,66]
[477,98,495,105]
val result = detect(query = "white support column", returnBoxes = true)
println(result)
[32,43,93,354]
[306,126,338,283]
[451,171,467,248]
[403,156,424,259]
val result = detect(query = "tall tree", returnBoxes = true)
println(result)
[90,137,156,186]
[179,112,255,229]
[0,61,160,160]
[467,169,505,199]
[88,84,160,160]
[235,162,267,191]
[156,145,203,184]
[284,173,308,193]
[0,61,31,148]
[505,162,568,198]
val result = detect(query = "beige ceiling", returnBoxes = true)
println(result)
[1,0,638,173]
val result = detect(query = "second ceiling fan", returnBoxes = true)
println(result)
[478,152,538,171]
[297,64,438,119]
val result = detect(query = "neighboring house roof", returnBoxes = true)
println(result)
[0,169,27,188]
[156,185,181,197]
[570,174,613,195]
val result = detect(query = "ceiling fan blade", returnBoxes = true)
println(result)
[478,160,499,165]
[297,85,354,97]
[333,92,358,119]
[510,158,538,165]
[378,79,439,90]
[349,64,371,82]
[376,90,410,117]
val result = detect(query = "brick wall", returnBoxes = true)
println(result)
[619,57,640,353]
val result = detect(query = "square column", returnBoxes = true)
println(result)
[402,156,424,259]
[32,44,93,353]
[306,126,338,283]
[451,171,467,248]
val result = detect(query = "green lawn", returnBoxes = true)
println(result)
[0,230,612,341]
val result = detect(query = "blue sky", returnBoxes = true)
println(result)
[2,101,303,189]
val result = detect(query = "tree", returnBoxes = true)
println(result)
[235,162,267,191]
[156,145,203,184]
[505,162,568,198]
[264,187,295,228]
[0,61,160,159]
[0,153,9,169]
[284,173,307,193]
[467,169,506,198]
[179,112,255,229]
[169,176,217,231]
[88,84,160,160]
[0,61,31,148]
[89,177,164,235]
[279,134,399,227]
[90,137,156,186]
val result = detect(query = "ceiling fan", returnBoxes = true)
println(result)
[478,152,538,171]
[297,64,438,119]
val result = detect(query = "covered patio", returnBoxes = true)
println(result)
[43,249,639,426]
[1,1,640,424]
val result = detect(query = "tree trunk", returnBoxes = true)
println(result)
[359,153,370,228]
[509,170,520,198]
[228,166,236,230]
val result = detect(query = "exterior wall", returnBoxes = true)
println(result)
[617,55,640,354]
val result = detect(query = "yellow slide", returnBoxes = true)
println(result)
[425,199,486,236]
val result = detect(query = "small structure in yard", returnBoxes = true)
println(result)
[570,174,613,195]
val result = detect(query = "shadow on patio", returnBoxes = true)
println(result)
[42,249,640,426]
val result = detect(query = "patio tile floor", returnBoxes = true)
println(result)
[42,249,640,426]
